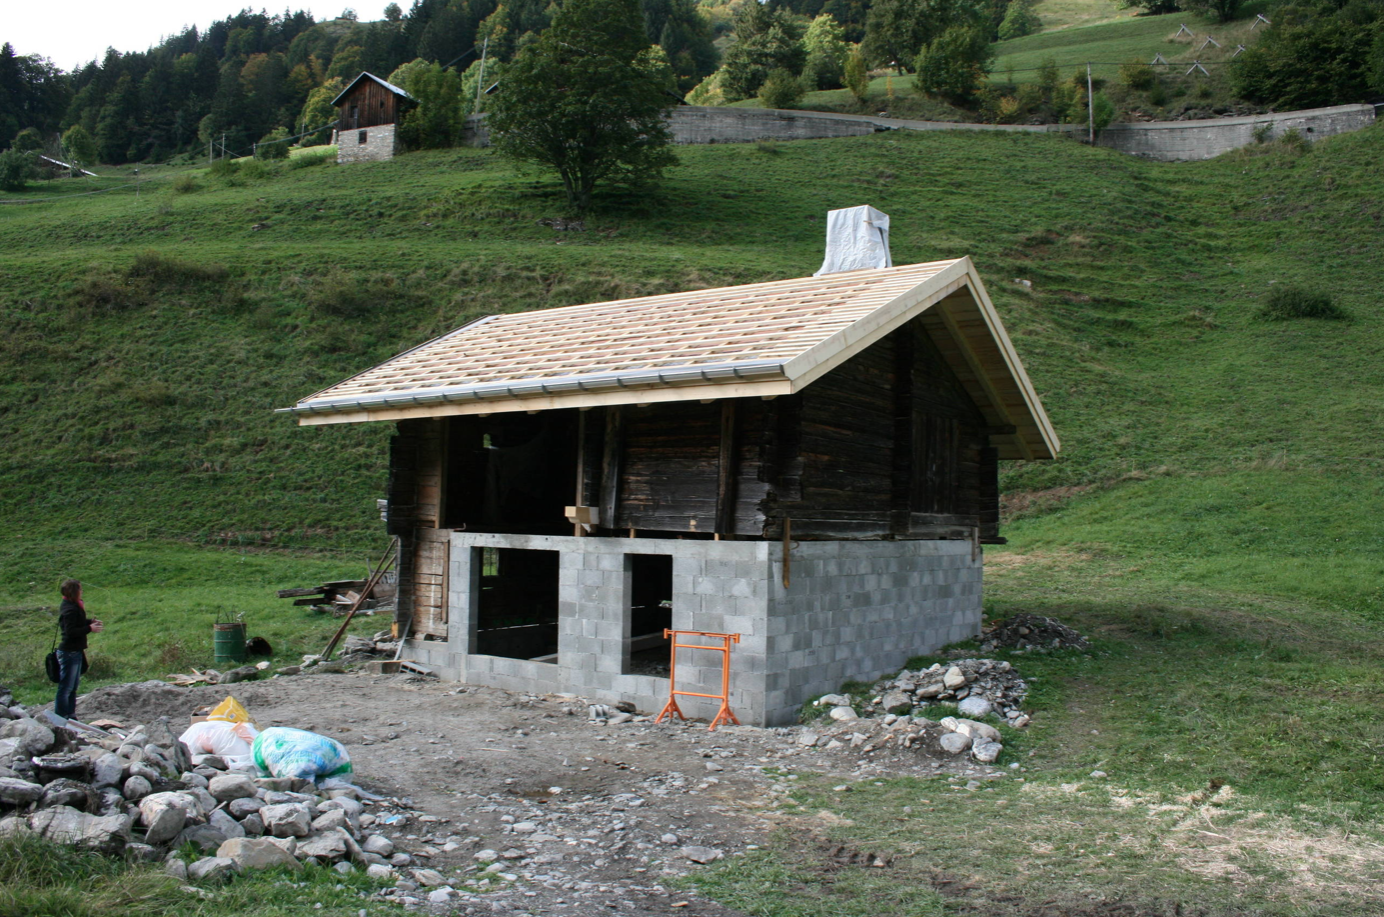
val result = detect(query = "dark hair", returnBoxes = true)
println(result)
[60,579,81,601]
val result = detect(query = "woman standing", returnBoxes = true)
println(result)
[55,579,103,721]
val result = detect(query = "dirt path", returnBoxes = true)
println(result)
[75,670,1005,916]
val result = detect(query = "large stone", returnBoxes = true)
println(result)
[208,775,258,803]
[122,776,153,801]
[260,803,312,838]
[92,754,125,788]
[175,823,229,852]
[957,697,994,719]
[362,834,394,857]
[881,691,913,714]
[228,797,263,819]
[311,809,351,835]
[209,809,246,840]
[164,857,188,880]
[145,718,192,773]
[40,779,98,812]
[218,836,302,872]
[942,667,967,690]
[0,815,30,836]
[916,682,946,699]
[681,845,724,864]
[972,741,1003,764]
[28,806,131,854]
[188,856,236,883]
[365,863,395,880]
[941,717,1002,744]
[0,777,43,806]
[828,706,858,722]
[127,762,161,785]
[240,812,264,836]
[297,827,352,862]
[139,792,199,843]
[411,868,447,887]
[319,796,363,819]
[185,787,219,818]
[939,732,972,755]
[1,718,54,758]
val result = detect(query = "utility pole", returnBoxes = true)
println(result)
[1086,62,1094,144]
[474,36,489,115]
[208,138,213,165]
[220,132,226,161]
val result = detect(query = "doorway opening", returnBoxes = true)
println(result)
[475,547,559,662]
[624,553,672,677]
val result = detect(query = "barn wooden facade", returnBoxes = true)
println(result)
[285,259,1057,724]
[331,72,415,164]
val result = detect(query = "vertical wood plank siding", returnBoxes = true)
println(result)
[392,418,448,639]
[336,79,406,130]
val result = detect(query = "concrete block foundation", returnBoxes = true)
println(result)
[404,533,982,726]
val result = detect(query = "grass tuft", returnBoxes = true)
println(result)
[1259,285,1345,321]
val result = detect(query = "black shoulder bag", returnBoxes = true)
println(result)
[44,626,60,683]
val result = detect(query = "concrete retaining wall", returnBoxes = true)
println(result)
[404,532,981,726]
[1093,104,1377,161]
[334,123,399,163]
[460,102,1376,162]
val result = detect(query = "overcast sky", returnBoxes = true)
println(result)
[6,2,391,71]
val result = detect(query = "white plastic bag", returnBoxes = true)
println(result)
[179,720,259,768]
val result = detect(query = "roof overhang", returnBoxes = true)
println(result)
[283,259,1058,460]
[331,71,416,107]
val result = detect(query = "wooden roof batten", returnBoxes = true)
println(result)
[282,259,1058,460]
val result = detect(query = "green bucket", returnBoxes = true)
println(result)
[213,622,247,665]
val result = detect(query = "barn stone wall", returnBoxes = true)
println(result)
[335,123,399,163]
[402,532,982,726]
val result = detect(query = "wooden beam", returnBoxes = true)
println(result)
[573,410,587,536]
[715,400,738,535]
[600,406,623,531]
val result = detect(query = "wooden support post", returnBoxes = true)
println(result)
[600,407,623,533]
[715,400,738,536]
[573,410,587,536]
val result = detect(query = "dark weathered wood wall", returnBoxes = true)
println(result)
[389,317,1003,633]
[337,79,406,129]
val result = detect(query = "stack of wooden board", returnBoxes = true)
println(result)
[277,576,396,615]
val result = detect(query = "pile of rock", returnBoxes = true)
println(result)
[0,685,411,888]
[340,631,399,659]
[981,613,1089,653]
[862,658,1030,727]
[791,711,1007,764]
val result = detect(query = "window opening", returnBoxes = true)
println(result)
[358,130,368,144]
[475,548,559,663]
[624,553,672,677]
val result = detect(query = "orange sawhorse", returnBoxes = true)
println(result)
[655,629,742,731]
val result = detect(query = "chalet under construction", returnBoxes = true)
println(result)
[283,236,1057,725]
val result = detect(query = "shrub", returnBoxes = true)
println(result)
[0,148,35,192]
[285,148,336,170]
[128,251,229,287]
[1278,127,1310,153]
[238,159,271,181]
[802,50,845,90]
[1259,286,1345,320]
[759,68,806,109]
[844,47,870,102]
[998,0,1041,41]
[914,25,993,106]
[1120,59,1157,92]
[255,128,292,160]
[172,174,199,194]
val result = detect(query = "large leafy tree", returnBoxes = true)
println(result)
[486,0,677,214]
[719,2,806,100]
[1234,1,1384,109]
[863,0,975,72]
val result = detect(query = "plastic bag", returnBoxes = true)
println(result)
[207,696,257,728]
[179,720,259,768]
[251,727,353,783]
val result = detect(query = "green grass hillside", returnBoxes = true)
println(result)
[4,120,1384,915]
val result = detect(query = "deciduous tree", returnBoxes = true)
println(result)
[487,0,677,213]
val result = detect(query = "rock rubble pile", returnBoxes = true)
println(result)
[0,684,450,905]
[981,613,1089,653]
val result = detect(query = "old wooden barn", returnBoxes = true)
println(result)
[284,258,1057,725]
[331,72,415,164]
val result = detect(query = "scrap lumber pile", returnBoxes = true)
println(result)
[277,575,396,616]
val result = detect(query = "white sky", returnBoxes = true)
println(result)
[5,1,391,71]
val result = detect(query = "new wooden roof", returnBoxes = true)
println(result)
[284,258,1058,460]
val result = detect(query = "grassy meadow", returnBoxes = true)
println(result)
[2,121,1384,911]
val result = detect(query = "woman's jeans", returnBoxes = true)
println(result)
[54,649,84,720]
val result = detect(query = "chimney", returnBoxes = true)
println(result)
[814,205,892,277]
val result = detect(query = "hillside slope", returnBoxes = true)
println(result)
[1,123,1382,607]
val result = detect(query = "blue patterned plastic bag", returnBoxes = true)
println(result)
[251,727,353,782]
